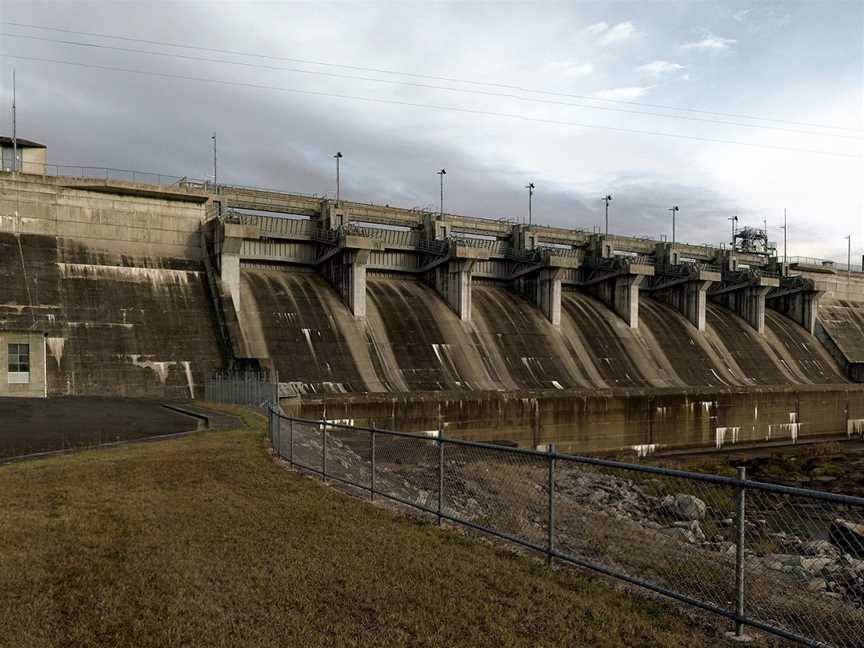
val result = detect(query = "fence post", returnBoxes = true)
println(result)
[438,425,444,527]
[321,419,327,483]
[370,427,376,502]
[734,466,747,639]
[289,418,294,466]
[267,407,273,445]
[548,444,555,566]
[274,410,281,458]
[267,408,272,446]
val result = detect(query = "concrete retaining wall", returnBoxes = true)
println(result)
[0,173,221,398]
[284,385,864,455]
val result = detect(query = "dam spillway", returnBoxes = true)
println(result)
[2,170,863,454]
[237,268,844,393]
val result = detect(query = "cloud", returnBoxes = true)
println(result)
[586,20,636,45]
[638,60,685,77]
[598,21,636,46]
[542,61,594,79]
[732,8,752,22]
[683,32,737,50]
[590,86,653,101]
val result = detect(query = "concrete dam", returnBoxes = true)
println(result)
[2,169,864,454]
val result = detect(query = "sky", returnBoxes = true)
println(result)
[0,0,862,261]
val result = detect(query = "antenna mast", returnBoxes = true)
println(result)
[12,69,17,173]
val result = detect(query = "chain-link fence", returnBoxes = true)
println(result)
[268,409,864,647]
[205,373,277,406]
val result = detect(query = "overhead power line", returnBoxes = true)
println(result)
[3,53,860,160]
[2,20,861,135]
[3,31,860,141]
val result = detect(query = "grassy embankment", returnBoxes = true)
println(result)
[0,404,745,647]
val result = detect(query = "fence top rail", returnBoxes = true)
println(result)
[274,409,864,507]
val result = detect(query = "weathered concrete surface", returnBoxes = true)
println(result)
[238,267,381,394]
[3,172,863,454]
[648,270,719,332]
[0,173,207,260]
[767,278,825,336]
[0,232,223,398]
[285,384,864,455]
[816,299,864,381]
[320,235,383,319]
[0,397,197,459]
[236,265,849,398]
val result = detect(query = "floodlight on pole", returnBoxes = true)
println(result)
[603,195,612,237]
[334,152,343,203]
[846,234,852,282]
[437,169,446,217]
[211,132,217,187]
[526,182,535,226]
[669,206,679,247]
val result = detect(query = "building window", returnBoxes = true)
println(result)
[8,343,30,384]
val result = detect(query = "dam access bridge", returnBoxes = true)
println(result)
[2,165,864,454]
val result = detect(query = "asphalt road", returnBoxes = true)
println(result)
[0,397,198,460]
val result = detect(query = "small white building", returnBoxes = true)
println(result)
[0,137,47,174]
[0,331,47,398]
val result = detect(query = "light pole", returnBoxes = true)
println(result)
[603,194,612,236]
[12,69,17,173]
[334,152,343,203]
[526,182,535,226]
[437,169,446,217]
[782,208,788,274]
[728,214,738,249]
[846,234,852,282]
[669,205,679,247]
[211,133,217,187]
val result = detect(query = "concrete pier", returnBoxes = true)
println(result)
[319,234,383,320]
[766,277,825,336]
[511,254,579,327]
[709,275,779,334]
[646,266,721,332]
[426,243,490,321]
[218,222,258,316]
[580,258,653,328]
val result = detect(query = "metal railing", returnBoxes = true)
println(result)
[655,262,722,275]
[416,238,449,255]
[788,257,863,274]
[205,372,277,406]
[8,159,207,186]
[752,268,780,279]
[268,409,864,648]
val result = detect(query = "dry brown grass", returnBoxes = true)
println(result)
[0,413,735,648]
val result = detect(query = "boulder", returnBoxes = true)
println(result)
[661,526,700,544]
[830,519,864,558]
[801,557,834,575]
[807,578,828,592]
[803,539,840,558]
[660,494,707,521]
[672,520,707,542]
[769,531,803,553]
[763,554,803,572]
